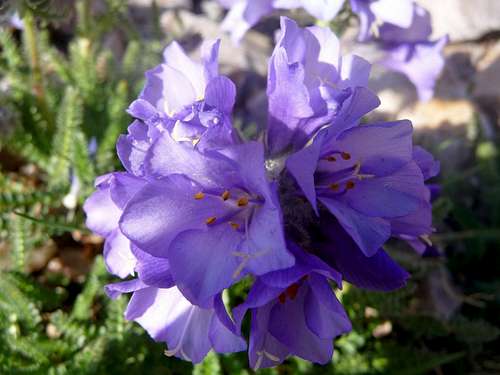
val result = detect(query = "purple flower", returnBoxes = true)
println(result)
[119,137,294,305]
[116,120,163,178]
[83,17,440,368]
[106,280,246,363]
[127,39,239,150]
[315,215,410,291]
[86,179,247,362]
[286,120,429,257]
[376,4,448,101]
[84,173,145,278]
[218,0,345,42]
[350,0,414,41]
[390,146,440,254]
[233,243,351,369]
[266,17,379,155]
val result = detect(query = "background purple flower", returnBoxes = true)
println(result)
[350,0,414,41]
[376,4,448,101]
[218,0,345,42]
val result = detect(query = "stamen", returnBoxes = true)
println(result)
[229,222,240,230]
[231,249,270,279]
[254,354,264,371]
[205,216,217,225]
[237,196,249,207]
[263,351,280,361]
[329,183,340,192]
[221,190,230,201]
[353,161,362,175]
[192,137,201,146]
[326,155,337,162]
[341,152,351,160]
[180,348,191,361]
[346,180,355,190]
[194,192,205,200]
[420,235,433,246]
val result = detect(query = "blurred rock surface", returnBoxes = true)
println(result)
[417,0,500,42]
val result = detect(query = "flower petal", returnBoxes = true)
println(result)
[209,295,247,353]
[304,274,351,339]
[83,179,121,237]
[269,285,333,364]
[319,198,390,257]
[119,174,230,257]
[104,229,136,278]
[340,161,426,218]
[248,305,290,370]
[317,218,409,291]
[168,226,243,304]
[204,76,236,114]
[126,287,213,363]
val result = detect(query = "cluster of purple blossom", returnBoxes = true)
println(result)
[84,16,439,369]
[218,0,448,100]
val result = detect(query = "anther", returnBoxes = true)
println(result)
[278,293,286,304]
[346,180,355,190]
[194,192,205,200]
[229,222,240,230]
[285,283,300,300]
[326,155,337,162]
[221,190,230,201]
[205,216,217,225]
[237,196,249,207]
[341,152,351,160]
[329,183,340,192]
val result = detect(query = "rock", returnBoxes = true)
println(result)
[27,240,58,273]
[372,321,392,338]
[128,0,190,9]
[473,40,500,100]
[400,99,478,175]
[399,99,475,130]
[417,0,500,42]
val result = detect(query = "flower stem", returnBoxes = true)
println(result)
[23,10,54,131]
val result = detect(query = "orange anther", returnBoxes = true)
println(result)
[285,283,300,300]
[205,216,217,225]
[237,197,249,207]
[329,183,340,192]
[194,192,205,200]
[278,292,286,304]
[221,190,230,201]
[326,155,337,162]
[229,222,240,230]
[341,152,351,160]
[346,180,355,190]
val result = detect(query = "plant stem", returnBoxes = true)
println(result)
[23,10,54,131]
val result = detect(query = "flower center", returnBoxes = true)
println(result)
[192,188,262,231]
[317,150,375,194]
